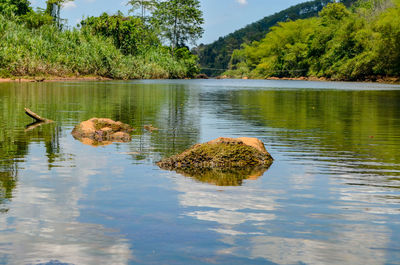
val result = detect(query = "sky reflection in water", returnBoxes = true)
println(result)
[0,80,399,264]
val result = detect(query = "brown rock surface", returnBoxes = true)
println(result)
[71,118,133,146]
[144,124,159,132]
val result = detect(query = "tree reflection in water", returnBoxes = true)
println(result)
[171,165,270,186]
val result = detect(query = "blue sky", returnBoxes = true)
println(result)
[31,0,305,44]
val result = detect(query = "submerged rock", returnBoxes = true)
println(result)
[196,73,209,79]
[144,124,159,132]
[71,118,133,146]
[157,137,273,185]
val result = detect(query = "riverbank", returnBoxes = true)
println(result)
[217,75,400,84]
[2,74,400,85]
[0,76,113,83]
[267,76,400,84]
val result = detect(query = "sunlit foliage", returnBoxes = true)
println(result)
[80,12,159,55]
[226,0,400,80]
[196,0,358,77]
[0,0,31,17]
[0,0,201,79]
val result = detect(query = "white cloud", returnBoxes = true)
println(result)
[236,0,248,5]
[63,1,77,9]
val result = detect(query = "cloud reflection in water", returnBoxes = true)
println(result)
[0,142,133,265]
[172,165,393,265]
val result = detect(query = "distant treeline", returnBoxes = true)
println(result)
[0,0,203,79]
[225,0,400,81]
[194,0,357,76]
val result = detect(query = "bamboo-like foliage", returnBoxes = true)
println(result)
[225,0,400,80]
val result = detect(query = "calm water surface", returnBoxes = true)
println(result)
[0,79,400,265]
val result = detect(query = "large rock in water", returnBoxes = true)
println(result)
[157,137,273,185]
[71,118,133,146]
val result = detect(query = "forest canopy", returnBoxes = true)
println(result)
[224,0,400,81]
[194,0,358,77]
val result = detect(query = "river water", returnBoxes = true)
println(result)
[0,79,399,265]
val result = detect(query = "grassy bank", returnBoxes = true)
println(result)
[0,15,198,80]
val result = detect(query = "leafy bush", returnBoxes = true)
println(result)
[80,12,159,55]
[0,0,31,17]
[21,9,53,29]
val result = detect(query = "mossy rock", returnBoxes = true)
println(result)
[157,137,273,185]
[71,118,133,146]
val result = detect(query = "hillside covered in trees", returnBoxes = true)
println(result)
[0,0,203,79]
[225,0,400,81]
[194,0,357,76]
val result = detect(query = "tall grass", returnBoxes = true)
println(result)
[0,15,195,79]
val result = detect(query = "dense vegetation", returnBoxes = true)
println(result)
[225,0,400,81]
[0,0,203,79]
[194,0,357,76]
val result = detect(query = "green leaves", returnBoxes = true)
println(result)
[0,0,31,17]
[126,0,204,49]
[21,8,54,29]
[152,0,204,49]
[226,0,400,80]
[319,2,350,25]
[0,12,199,79]
[0,0,202,79]
[81,13,159,55]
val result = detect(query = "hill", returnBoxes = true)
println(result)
[194,0,357,76]
[224,0,400,81]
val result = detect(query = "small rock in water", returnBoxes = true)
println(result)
[71,118,133,146]
[157,137,273,186]
[196,73,209,79]
[144,124,159,132]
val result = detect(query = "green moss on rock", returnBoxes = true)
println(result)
[157,137,273,185]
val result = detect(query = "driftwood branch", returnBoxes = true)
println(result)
[24,108,52,123]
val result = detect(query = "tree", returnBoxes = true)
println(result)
[153,0,204,50]
[46,0,73,29]
[81,12,159,55]
[319,2,350,25]
[0,0,31,17]
[21,8,54,29]
[373,1,400,76]
[127,0,158,18]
